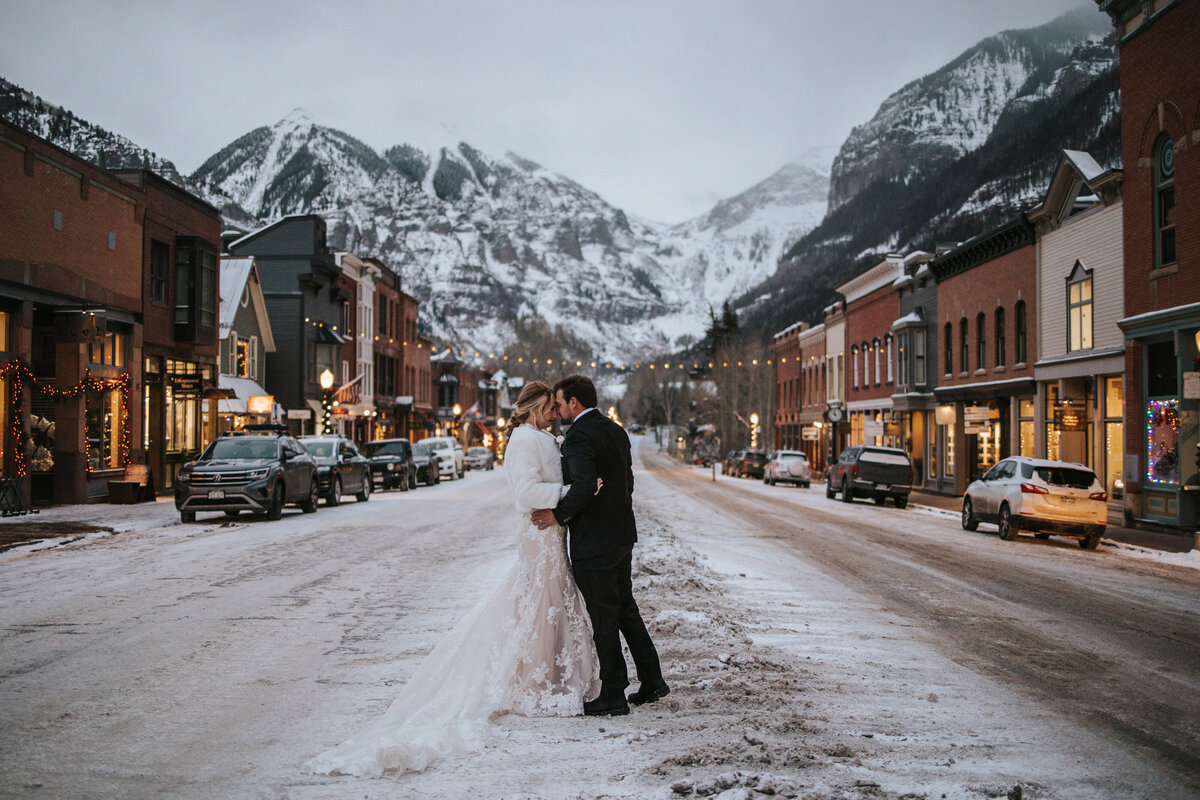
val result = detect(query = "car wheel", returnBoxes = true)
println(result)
[893,495,908,509]
[841,479,853,503]
[356,476,371,502]
[181,509,196,523]
[826,479,835,499]
[997,503,1018,541]
[266,483,284,521]
[399,472,409,492]
[873,495,886,505]
[409,471,417,490]
[301,480,319,513]
[763,475,769,485]
[457,468,464,480]
[803,482,811,489]
[961,497,979,531]
[327,476,342,506]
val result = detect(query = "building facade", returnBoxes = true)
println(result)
[217,256,277,434]
[889,251,939,490]
[839,256,901,451]
[1028,150,1125,498]
[931,218,1038,495]
[1101,0,1200,531]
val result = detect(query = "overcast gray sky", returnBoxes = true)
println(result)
[1,0,1095,223]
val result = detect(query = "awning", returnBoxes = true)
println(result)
[436,372,459,385]
[315,325,345,345]
[218,374,272,415]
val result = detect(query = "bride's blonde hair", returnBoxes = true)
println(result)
[507,380,554,432]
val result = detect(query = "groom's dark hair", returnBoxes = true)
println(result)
[555,374,598,409]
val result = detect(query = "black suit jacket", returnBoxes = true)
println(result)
[551,409,637,563]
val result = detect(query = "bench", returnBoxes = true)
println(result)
[108,465,154,504]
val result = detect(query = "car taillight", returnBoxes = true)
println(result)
[1020,483,1049,494]
[1089,491,1107,502]
[850,465,857,478]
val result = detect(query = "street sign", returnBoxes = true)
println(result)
[964,405,990,435]
[802,426,820,441]
[287,408,312,420]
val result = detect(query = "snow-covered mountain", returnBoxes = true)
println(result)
[188,108,833,358]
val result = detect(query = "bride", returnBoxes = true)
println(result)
[307,381,601,777]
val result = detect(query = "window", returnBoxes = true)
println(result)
[897,332,908,386]
[885,335,893,384]
[976,313,986,371]
[944,322,953,375]
[173,238,218,341]
[1067,262,1093,351]
[913,328,926,385]
[1154,136,1176,268]
[150,240,169,304]
[852,345,859,389]
[873,338,882,386]
[235,336,251,378]
[960,318,969,373]
[1015,301,1027,364]
[995,307,1006,367]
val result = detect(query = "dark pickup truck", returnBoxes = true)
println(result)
[825,445,913,508]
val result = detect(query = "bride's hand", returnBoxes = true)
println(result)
[594,477,603,496]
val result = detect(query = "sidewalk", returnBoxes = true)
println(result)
[909,489,1197,554]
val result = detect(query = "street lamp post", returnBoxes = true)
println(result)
[319,368,335,435]
[750,412,760,449]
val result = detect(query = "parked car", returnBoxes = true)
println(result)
[961,456,1106,549]
[410,441,442,486]
[175,424,318,522]
[764,450,812,488]
[423,436,465,480]
[826,445,912,507]
[464,445,495,471]
[299,435,372,505]
[720,450,738,475]
[728,449,767,479]
[361,438,416,491]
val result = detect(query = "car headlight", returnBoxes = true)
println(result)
[386,463,394,471]
[246,468,270,479]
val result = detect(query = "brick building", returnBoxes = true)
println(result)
[1100,0,1200,530]
[838,256,901,450]
[931,218,1038,495]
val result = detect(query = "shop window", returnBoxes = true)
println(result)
[86,390,123,470]
[976,313,986,371]
[1015,301,1027,364]
[1146,399,1180,485]
[995,308,1006,367]
[150,240,169,304]
[1019,398,1035,457]
[1045,383,1060,461]
[1067,262,1093,351]
[944,425,955,477]
[1154,136,1175,268]
[1105,377,1123,496]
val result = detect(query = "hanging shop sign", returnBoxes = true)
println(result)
[169,375,203,396]
[964,405,991,435]
[1054,401,1087,432]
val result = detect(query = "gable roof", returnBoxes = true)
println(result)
[219,256,277,352]
[1027,149,1122,230]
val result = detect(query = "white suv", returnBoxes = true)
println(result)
[423,437,465,480]
[961,456,1106,549]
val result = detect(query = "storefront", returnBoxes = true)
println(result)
[1118,305,1200,529]
[144,357,218,491]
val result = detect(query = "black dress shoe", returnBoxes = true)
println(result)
[584,696,630,716]
[627,679,670,706]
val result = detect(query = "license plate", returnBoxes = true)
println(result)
[1060,496,1074,504]
[207,489,225,499]
[875,483,886,490]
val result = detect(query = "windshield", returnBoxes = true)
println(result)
[207,438,277,460]
[469,447,489,455]
[364,442,408,457]
[412,443,430,458]
[860,449,910,466]
[302,441,335,458]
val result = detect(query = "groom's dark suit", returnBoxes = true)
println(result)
[552,408,663,702]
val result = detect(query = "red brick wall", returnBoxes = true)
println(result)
[0,126,142,311]
[772,329,800,442]
[936,244,1037,386]
[844,285,898,403]
[1118,0,1200,317]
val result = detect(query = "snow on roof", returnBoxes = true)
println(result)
[1062,149,1106,183]
[219,257,254,338]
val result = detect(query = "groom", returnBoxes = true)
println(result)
[530,374,669,717]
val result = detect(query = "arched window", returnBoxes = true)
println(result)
[1155,135,1176,268]
[944,322,953,375]
[960,318,969,373]
[852,345,860,389]
[995,307,1006,367]
[1067,261,1093,351]
[1015,301,1027,364]
[885,334,894,384]
[976,313,987,371]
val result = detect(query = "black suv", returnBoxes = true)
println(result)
[175,424,319,522]
[728,449,767,479]
[362,438,417,491]
[298,435,373,505]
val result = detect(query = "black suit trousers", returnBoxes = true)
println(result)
[571,545,663,700]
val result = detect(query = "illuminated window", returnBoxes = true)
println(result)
[1067,262,1093,351]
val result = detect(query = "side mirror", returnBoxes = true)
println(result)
[282,450,294,462]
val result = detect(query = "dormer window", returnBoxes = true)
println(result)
[1067,261,1093,352]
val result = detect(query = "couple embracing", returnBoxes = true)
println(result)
[308,375,667,777]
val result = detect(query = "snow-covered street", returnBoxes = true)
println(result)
[1,436,1198,799]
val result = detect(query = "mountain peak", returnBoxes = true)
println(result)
[278,107,316,131]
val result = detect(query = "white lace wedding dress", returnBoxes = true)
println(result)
[306,424,599,777]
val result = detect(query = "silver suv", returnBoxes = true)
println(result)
[174,425,319,522]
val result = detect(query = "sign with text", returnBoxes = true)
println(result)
[286,408,312,420]
[1184,372,1200,400]
[1054,401,1087,432]
[964,405,991,435]
[864,420,884,441]
[802,426,820,441]
[169,375,203,396]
